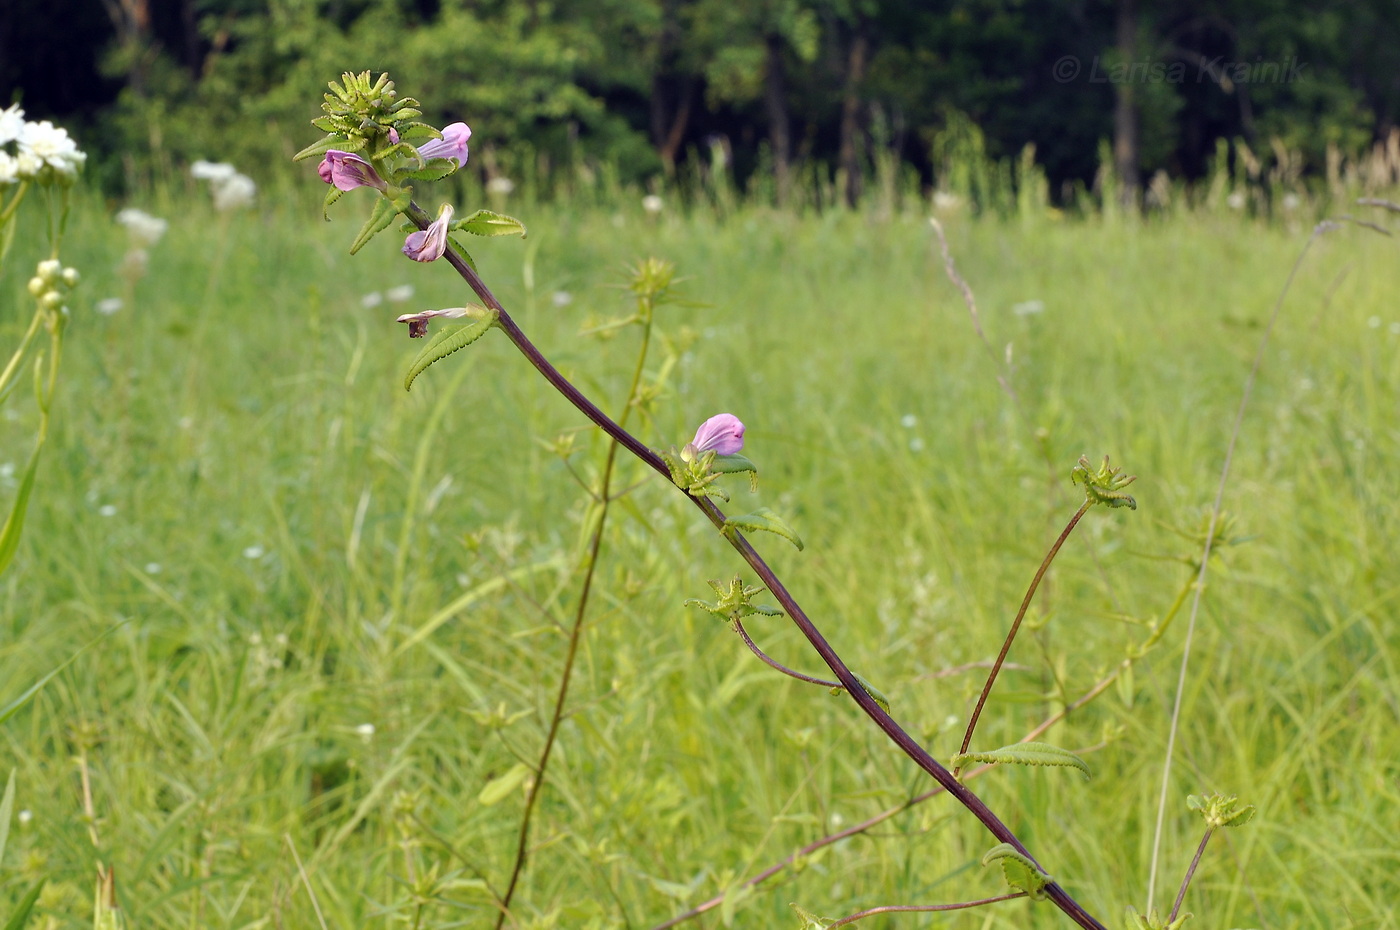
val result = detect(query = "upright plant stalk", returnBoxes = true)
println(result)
[1144,225,1333,909]
[403,203,1109,930]
[957,500,1092,766]
[494,280,660,928]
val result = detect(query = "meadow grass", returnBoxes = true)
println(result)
[1,188,1398,929]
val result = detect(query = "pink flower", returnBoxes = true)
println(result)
[417,123,471,169]
[318,150,387,191]
[691,413,745,455]
[403,203,455,262]
[395,307,468,338]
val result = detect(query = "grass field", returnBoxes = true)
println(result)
[2,187,1398,929]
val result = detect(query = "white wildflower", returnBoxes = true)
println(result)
[1226,191,1246,210]
[116,208,168,247]
[1012,299,1045,317]
[17,120,86,179]
[0,104,25,145]
[96,297,124,315]
[385,284,415,303]
[486,176,515,195]
[642,194,664,214]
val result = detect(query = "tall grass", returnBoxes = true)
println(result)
[1,184,1397,928]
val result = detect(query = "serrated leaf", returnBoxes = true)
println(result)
[789,903,834,929]
[454,209,527,238]
[953,741,1091,779]
[2,879,44,930]
[834,675,890,711]
[403,314,497,391]
[348,196,401,255]
[397,158,458,183]
[722,507,804,551]
[477,762,531,806]
[710,453,757,475]
[295,132,344,159]
[981,843,1052,900]
[0,439,41,577]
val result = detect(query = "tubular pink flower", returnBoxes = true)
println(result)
[691,413,745,455]
[396,307,467,338]
[318,150,387,191]
[416,123,471,168]
[402,204,455,262]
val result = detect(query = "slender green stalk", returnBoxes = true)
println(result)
[494,281,659,929]
[957,500,1092,765]
[1144,223,1334,910]
[827,892,1027,928]
[1169,828,1214,923]
[406,202,1110,930]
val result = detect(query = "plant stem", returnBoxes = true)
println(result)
[828,892,1027,928]
[408,203,1109,930]
[1169,828,1213,923]
[958,500,1092,763]
[493,286,656,929]
[732,618,840,688]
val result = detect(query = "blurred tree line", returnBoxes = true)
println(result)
[2,0,1397,202]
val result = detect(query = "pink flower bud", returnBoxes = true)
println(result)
[403,203,455,262]
[691,413,745,455]
[318,150,387,191]
[416,123,471,169]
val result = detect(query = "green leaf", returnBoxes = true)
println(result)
[1186,793,1256,828]
[348,196,400,255]
[403,314,497,392]
[397,158,459,183]
[2,879,44,930]
[454,209,527,238]
[722,507,804,551]
[293,133,345,161]
[953,742,1091,779]
[836,673,891,714]
[644,871,707,902]
[0,769,14,865]
[719,881,755,927]
[477,762,531,806]
[981,843,1052,900]
[0,438,41,577]
[789,903,834,929]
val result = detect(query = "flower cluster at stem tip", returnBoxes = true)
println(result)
[0,104,85,185]
[662,414,757,502]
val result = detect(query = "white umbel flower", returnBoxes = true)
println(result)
[18,120,86,179]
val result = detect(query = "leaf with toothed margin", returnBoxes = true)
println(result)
[454,209,527,238]
[722,507,803,550]
[789,903,834,929]
[953,742,1091,779]
[981,843,1052,900]
[348,196,400,254]
[404,313,498,391]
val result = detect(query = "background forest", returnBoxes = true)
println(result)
[5,0,1400,203]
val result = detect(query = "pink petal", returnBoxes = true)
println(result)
[691,413,745,455]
